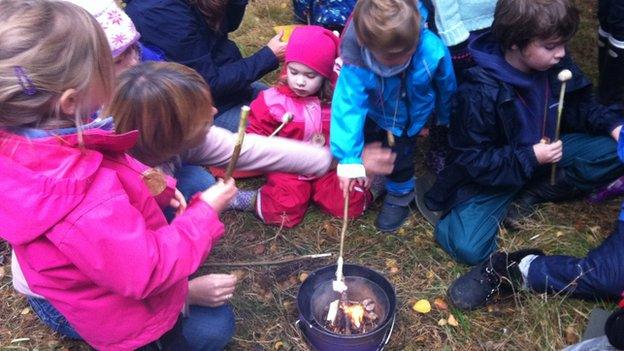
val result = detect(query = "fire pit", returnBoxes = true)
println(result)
[297,264,396,351]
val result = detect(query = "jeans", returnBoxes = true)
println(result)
[28,297,235,350]
[213,82,267,132]
[165,164,216,222]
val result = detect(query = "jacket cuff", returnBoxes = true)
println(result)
[337,163,366,178]
[517,144,539,176]
[256,46,279,71]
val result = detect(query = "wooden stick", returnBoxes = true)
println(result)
[333,191,350,293]
[550,70,572,185]
[386,131,395,147]
[224,105,250,180]
[268,112,293,138]
[203,253,332,267]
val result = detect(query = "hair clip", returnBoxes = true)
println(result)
[13,66,37,96]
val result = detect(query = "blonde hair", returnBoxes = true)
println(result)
[0,0,114,130]
[106,62,215,167]
[352,0,421,54]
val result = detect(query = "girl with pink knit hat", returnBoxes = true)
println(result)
[232,25,381,228]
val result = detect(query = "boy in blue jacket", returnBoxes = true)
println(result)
[331,0,456,232]
[425,0,624,265]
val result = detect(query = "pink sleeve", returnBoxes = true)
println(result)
[247,91,280,136]
[52,195,224,299]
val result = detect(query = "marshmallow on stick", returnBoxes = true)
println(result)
[550,69,572,185]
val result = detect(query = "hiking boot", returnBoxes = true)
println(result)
[414,172,443,225]
[447,249,544,310]
[375,191,414,232]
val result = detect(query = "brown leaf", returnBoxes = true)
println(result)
[447,314,459,327]
[565,325,579,344]
[230,270,246,280]
[298,272,309,283]
[389,266,399,275]
[322,220,338,237]
[433,297,448,311]
[253,243,265,255]
[269,242,279,254]
[0,266,5,279]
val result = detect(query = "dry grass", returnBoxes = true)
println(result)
[0,0,616,350]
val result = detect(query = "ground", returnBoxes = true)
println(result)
[1,0,617,350]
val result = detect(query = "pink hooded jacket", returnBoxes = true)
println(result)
[0,129,224,350]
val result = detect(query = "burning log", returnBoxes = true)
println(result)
[323,297,380,335]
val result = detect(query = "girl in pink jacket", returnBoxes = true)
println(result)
[0,1,238,349]
[235,26,381,228]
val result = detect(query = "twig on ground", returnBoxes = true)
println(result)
[204,253,332,267]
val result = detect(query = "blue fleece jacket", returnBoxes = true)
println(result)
[430,0,495,46]
[330,4,456,167]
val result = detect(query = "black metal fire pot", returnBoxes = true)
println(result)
[296,264,396,351]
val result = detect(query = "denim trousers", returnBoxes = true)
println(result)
[213,82,267,132]
[28,297,236,350]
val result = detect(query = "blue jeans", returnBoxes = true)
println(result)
[213,82,267,132]
[527,220,624,301]
[165,164,216,222]
[28,297,235,350]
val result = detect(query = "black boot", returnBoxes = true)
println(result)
[447,249,544,310]
[504,169,581,229]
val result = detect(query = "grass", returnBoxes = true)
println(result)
[0,0,616,350]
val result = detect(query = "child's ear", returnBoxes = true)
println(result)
[59,88,78,116]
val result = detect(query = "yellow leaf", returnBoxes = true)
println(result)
[437,318,447,326]
[447,314,459,327]
[298,272,309,283]
[20,307,30,315]
[0,266,5,279]
[412,299,431,314]
[274,341,284,350]
[273,25,303,42]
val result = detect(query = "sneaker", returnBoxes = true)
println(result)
[447,249,544,310]
[375,191,414,232]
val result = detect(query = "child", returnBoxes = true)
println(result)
[331,0,456,232]
[66,0,165,76]
[238,25,373,228]
[0,1,237,349]
[598,0,624,105]
[447,134,624,343]
[424,0,624,266]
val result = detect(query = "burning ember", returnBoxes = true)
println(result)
[324,297,379,334]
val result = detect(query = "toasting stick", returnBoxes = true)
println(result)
[327,192,350,323]
[550,69,573,185]
[268,112,293,138]
[386,131,395,147]
[224,105,251,180]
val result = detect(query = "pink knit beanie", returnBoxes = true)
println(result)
[65,0,141,58]
[285,26,340,80]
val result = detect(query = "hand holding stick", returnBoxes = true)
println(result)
[224,106,250,180]
[550,69,572,185]
[268,112,293,138]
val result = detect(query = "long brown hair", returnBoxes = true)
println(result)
[106,62,215,166]
[188,0,229,31]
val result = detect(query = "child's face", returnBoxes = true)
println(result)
[188,105,217,148]
[286,62,324,97]
[114,43,140,76]
[510,38,566,72]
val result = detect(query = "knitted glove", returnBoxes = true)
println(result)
[605,307,624,349]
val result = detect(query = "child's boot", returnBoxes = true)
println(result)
[447,249,543,310]
[375,191,414,232]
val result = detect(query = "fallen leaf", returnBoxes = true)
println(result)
[565,325,579,344]
[0,266,5,279]
[412,299,431,314]
[433,297,448,311]
[389,266,399,274]
[426,270,435,280]
[274,340,284,350]
[269,242,279,254]
[20,307,30,315]
[322,220,338,237]
[447,314,459,327]
[230,270,246,280]
[556,231,564,238]
[397,228,407,236]
[253,243,265,255]
[288,275,298,285]
[437,318,447,326]
[385,258,398,269]
[298,272,309,283]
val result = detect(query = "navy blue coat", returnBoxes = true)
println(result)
[126,0,279,111]
[425,56,624,212]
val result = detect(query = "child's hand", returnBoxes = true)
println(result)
[199,178,237,213]
[170,188,187,216]
[267,31,286,61]
[533,140,562,164]
[187,274,238,307]
[362,142,396,175]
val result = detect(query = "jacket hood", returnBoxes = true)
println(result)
[469,31,537,88]
[0,129,138,245]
